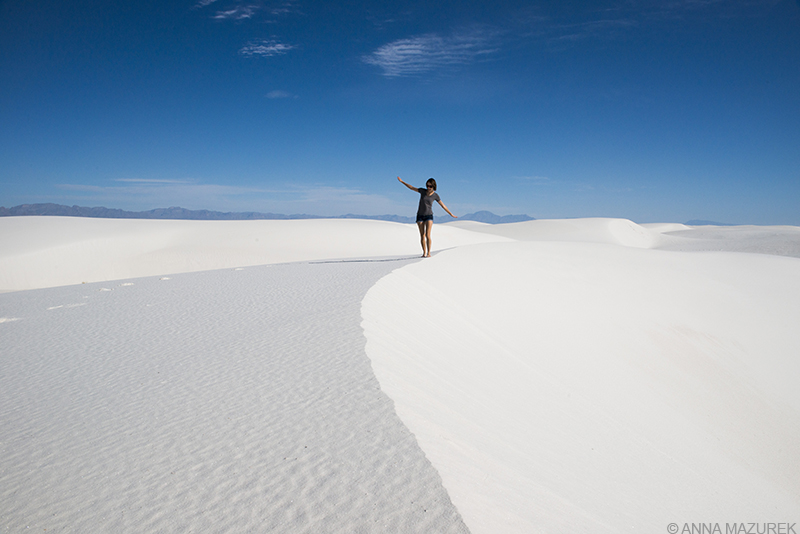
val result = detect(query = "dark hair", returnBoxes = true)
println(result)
[426,178,437,191]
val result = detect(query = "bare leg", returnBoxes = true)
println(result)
[423,219,433,257]
[417,221,428,257]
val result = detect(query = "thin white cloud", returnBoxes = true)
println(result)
[53,182,406,216]
[265,90,297,99]
[59,181,285,195]
[115,178,192,184]
[363,28,501,77]
[516,0,776,47]
[214,5,258,20]
[646,0,748,12]
[550,18,638,42]
[285,186,408,215]
[56,181,291,213]
[642,0,782,20]
[268,1,298,16]
[517,176,551,184]
[200,0,299,21]
[239,39,294,57]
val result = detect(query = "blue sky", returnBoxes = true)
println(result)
[1,0,799,224]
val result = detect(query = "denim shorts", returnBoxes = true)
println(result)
[416,214,434,223]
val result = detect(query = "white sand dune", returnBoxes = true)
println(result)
[654,223,800,258]
[1,258,470,532]
[0,216,512,532]
[446,217,661,249]
[447,218,800,258]
[2,216,799,533]
[363,219,800,533]
[0,216,510,292]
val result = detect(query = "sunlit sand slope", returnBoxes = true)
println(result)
[363,220,800,533]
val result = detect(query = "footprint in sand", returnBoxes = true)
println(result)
[47,303,87,310]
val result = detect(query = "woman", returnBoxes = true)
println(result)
[397,176,457,257]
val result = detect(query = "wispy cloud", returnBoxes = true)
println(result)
[115,178,193,184]
[214,5,258,20]
[266,1,299,17]
[517,176,551,184]
[281,186,410,215]
[641,0,775,15]
[550,18,638,43]
[515,0,776,47]
[59,181,284,194]
[265,90,297,99]
[239,39,294,57]
[200,0,299,21]
[56,181,294,213]
[54,182,406,216]
[363,28,502,77]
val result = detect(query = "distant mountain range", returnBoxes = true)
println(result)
[0,203,534,224]
[684,220,735,226]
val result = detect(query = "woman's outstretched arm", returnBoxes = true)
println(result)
[437,200,457,218]
[397,176,419,192]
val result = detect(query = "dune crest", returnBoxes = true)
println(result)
[448,217,661,248]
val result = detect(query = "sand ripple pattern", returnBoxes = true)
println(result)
[0,262,469,533]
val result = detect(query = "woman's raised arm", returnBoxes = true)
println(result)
[397,176,419,192]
